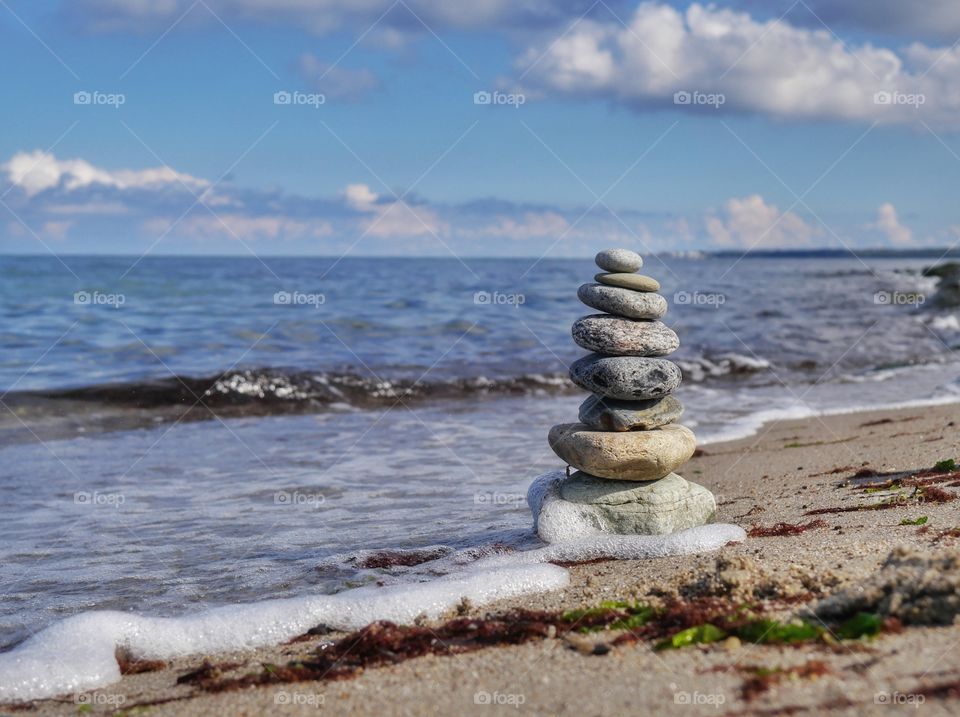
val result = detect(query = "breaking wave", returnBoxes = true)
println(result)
[7,358,780,421]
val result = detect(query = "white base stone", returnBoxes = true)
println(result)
[528,470,716,542]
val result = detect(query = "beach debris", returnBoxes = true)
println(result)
[727,660,831,701]
[173,595,900,696]
[748,519,828,538]
[531,248,716,538]
[116,654,167,675]
[814,546,960,625]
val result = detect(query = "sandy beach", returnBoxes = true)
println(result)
[10,400,960,716]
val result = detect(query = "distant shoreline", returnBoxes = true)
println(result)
[2,249,960,260]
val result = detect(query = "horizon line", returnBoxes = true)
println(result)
[1,247,960,260]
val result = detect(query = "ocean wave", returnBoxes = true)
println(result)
[675,353,772,383]
[19,369,576,412]
[11,356,784,420]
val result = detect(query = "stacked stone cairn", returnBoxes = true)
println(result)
[544,248,716,535]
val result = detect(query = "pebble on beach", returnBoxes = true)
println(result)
[578,394,683,432]
[594,248,642,273]
[569,354,682,401]
[547,423,697,481]
[571,315,679,357]
[595,273,661,292]
[577,283,667,320]
[558,471,716,535]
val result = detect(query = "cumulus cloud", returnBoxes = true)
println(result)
[705,194,819,248]
[868,202,913,245]
[2,150,207,197]
[341,182,447,238]
[343,183,379,211]
[518,2,960,128]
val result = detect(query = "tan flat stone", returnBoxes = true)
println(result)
[547,422,696,481]
[595,273,660,292]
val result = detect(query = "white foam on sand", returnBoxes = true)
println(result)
[0,565,568,703]
[523,470,746,557]
[2,475,747,704]
[698,392,960,446]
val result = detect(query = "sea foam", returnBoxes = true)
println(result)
[0,565,567,702]
[525,470,746,553]
[1,476,746,703]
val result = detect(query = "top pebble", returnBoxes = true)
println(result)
[595,248,642,274]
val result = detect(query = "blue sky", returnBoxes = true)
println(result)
[2,0,960,257]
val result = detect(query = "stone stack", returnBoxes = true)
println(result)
[543,248,715,536]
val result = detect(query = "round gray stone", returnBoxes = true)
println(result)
[578,394,683,431]
[569,353,682,400]
[577,283,667,320]
[572,314,679,356]
[595,248,642,273]
[558,471,716,535]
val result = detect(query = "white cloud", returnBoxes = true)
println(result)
[41,220,73,241]
[868,202,913,244]
[343,182,447,238]
[343,183,379,211]
[144,213,334,241]
[298,54,379,100]
[362,201,447,238]
[480,211,569,238]
[2,150,207,197]
[519,2,960,127]
[666,217,695,243]
[705,194,819,248]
